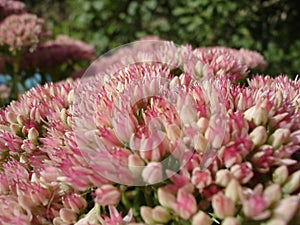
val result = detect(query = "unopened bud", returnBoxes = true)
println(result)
[215,169,232,187]
[166,124,181,141]
[249,126,267,147]
[60,208,76,224]
[268,128,290,149]
[142,162,163,184]
[5,111,17,123]
[273,165,289,185]
[192,211,211,225]
[158,187,176,209]
[28,127,39,143]
[197,117,209,133]
[67,89,74,104]
[128,154,145,176]
[94,185,121,206]
[222,217,240,225]
[265,218,286,225]
[140,206,154,224]
[180,104,197,124]
[212,192,235,219]
[264,183,282,204]
[244,106,268,126]
[152,206,171,223]
[273,196,300,222]
[283,170,300,194]
[225,179,241,203]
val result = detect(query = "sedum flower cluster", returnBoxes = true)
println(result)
[0,13,47,54]
[0,40,299,225]
[0,0,95,101]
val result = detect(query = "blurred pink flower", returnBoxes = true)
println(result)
[0,84,10,100]
[0,13,48,53]
[21,35,95,69]
[0,0,26,20]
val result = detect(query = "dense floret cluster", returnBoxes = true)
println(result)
[0,41,299,225]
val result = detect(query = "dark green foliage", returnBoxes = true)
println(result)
[25,0,300,78]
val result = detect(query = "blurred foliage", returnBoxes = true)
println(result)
[23,0,300,78]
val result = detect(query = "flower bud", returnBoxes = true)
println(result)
[166,124,181,141]
[268,128,290,149]
[192,211,211,225]
[67,89,74,104]
[158,187,176,209]
[152,206,171,223]
[94,185,121,206]
[60,108,67,124]
[60,208,76,224]
[128,154,145,176]
[215,169,232,187]
[28,127,39,143]
[244,106,268,126]
[10,123,21,134]
[180,104,197,124]
[249,126,267,147]
[222,217,240,225]
[142,162,163,184]
[169,76,180,89]
[212,192,235,219]
[264,183,282,204]
[197,117,209,133]
[140,206,154,224]
[225,179,241,203]
[290,130,300,144]
[193,133,208,153]
[265,218,286,225]
[191,168,212,191]
[5,111,17,123]
[63,193,87,214]
[173,189,197,220]
[272,165,289,185]
[230,162,253,184]
[273,196,300,222]
[283,170,300,194]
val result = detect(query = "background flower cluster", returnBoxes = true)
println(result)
[0,0,95,104]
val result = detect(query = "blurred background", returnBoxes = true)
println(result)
[25,0,300,77]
